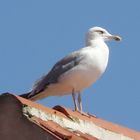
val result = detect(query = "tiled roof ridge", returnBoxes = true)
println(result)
[16,95,140,140]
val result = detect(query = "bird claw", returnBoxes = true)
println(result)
[75,110,91,118]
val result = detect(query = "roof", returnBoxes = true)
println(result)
[14,95,140,140]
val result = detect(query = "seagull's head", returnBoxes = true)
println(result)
[87,26,121,42]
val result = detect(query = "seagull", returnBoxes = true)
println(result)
[20,26,121,113]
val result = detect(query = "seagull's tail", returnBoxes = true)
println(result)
[19,91,43,101]
[19,92,31,99]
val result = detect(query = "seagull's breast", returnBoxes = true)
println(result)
[58,45,109,92]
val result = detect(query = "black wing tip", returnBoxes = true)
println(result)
[19,92,31,99]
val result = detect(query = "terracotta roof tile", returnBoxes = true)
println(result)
[74,131,98,140]
[31,116,91,140]
[16,95,140,140]
[32,117,72,139]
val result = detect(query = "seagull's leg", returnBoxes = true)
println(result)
[78,93,82,112]
[72,89,78,111]
[77,93,90,117]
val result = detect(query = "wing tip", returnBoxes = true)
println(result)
[19,92,31,99]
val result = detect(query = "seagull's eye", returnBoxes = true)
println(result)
[96,30,104,34]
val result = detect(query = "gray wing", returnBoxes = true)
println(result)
[29,51,84,97]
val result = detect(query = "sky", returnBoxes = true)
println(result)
[0,0,140,131]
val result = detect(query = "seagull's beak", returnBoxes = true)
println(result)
[107,35,122,41]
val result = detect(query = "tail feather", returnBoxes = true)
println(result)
[19,92,31,99]
[19,91,40,101]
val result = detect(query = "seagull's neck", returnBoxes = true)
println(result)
[85,38,109,61]
[86,37,109,75]
[86,38,107,48]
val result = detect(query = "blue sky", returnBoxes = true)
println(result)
[0,0,140,131]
